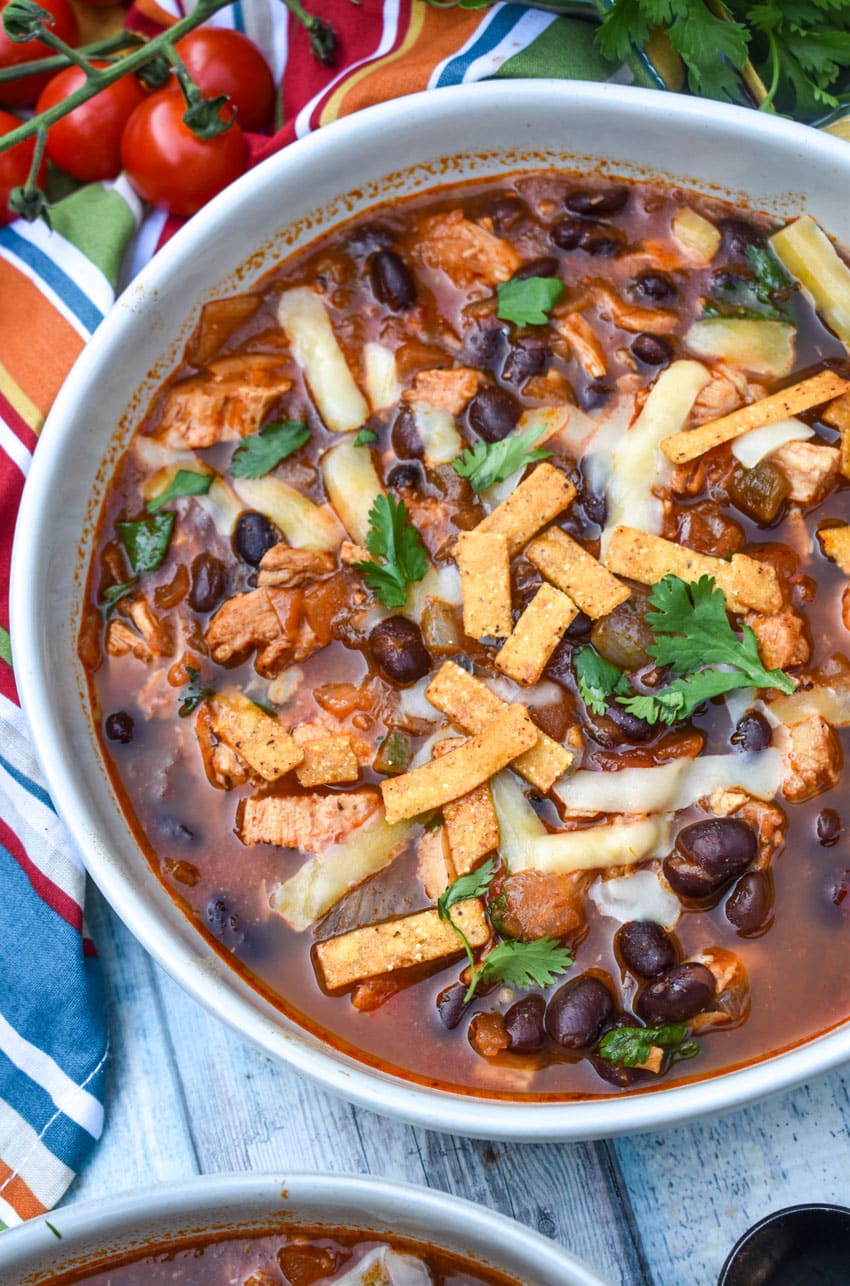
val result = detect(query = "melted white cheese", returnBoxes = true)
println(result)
[276,287,369,433]
[589,868,681,929]
[732,416,814,468]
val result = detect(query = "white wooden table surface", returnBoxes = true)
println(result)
[68,886,850,1286]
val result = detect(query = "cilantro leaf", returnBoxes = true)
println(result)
[704,244,794,323]
[98,578,138,618]
[597,1023,700,1068]
[496,276,564,327]
[438,858,497,922]
[352,494,428,609]
[452,428,551,494]
[573,646,632,716]
[147,469,213,513]
[116,513,175,577]
[229,421,311,480]
[178,666,215,717]
[596,0,653,62]
[354,428,379,447]
[618,669,760,726]
[474,937,573,999]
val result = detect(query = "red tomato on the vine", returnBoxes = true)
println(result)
[0,108,46,225]
[36,62,145,182]
[174,28,275,132]
[121,89,247,217]
[0,0,79,108]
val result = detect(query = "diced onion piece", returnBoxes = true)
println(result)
[685,318,795,378]
[233,475,342,551]
[602,360,710,551]
[276,287,369,432]
[671,207,721,263]
[768,680,850,729]
[555,750,782,815]
[523,817,670,875]
[133,437,202,475]
[413,405,462,466]
[731,416,814,468]
[404,564,460,625]
[363,341,401,411]
[195,477,243,536]
[330,1248,432,1286]
[770,215,850,351]
[269,816,412,931]
[321,435,385,546]
[589,869,681,929]
[490,770,546,872]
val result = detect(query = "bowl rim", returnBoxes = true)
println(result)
[0,1170,606,1284]
[11,78,850,1142]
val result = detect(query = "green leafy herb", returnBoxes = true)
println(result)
[597,1023,701,1068]
[423,812,443,832]
[616,575,794,725]
[116,513,175,577]
[496,276,564,327]
[473,937,573,1001]
[352,494,428,609]
[452,428,551,493]
[250,693,278,717]
[573,646,632,716]
[98,578,138,618]
[147,469,213,512]
[178,666,215,717]
[354,428,379,447]
[704,243,795,322]
[438,858,497,922]
[229,420,311,479]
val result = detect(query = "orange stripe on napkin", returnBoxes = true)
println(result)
[0,262,84,425]
[0,1160,47,1220]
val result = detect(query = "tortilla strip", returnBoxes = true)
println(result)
[605,526,783,614]
[426,660,574,792]
[435,740,500,874]
[495,584,578,685]
[661,369,850,464]
[818,525,850,574]
[455,529,512,638]
[526,527,631,618]
[823,392,850,479]
[295,735,360,787]
[381,704,537,824]
[208,696,303,783]
[313,898,490,992]
[475,462,576,555]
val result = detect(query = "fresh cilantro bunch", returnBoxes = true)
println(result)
[597,1023,700,1068]
[574,646,632,716]
[452,428,551,493]
[353,494,428,609]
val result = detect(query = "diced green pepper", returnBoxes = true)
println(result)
[728,460,790,525]
[373,729,413,776]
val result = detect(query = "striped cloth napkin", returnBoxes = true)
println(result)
[0,0,675,1227]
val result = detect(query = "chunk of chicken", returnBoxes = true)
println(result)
[498,870,589,942]
[157,355,292,449]
[258,544,336,588]
[415,210,521,287]
[196,703,251,790]
[689,947,749,1031]
[591,285,677,334]
[106,619,155,664]
[205,587,303,677]
[125,596,173,657]
[239,789,381,851]
[746,609,810,671]
[771,440,840,505]
[704,788,786,870]
[416,826,456,901]
[403,367,480,414]
[780,713,841,802]
[689,366,761,427]
[555,313,607,379]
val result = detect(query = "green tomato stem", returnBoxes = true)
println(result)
[0,32,145,83]
[35,25,98,76]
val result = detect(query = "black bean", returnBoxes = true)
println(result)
[233,511,280,566]
[618,921,677,978]
[391,407,424,459]
[664,817,757,899]
[386,461,424,492]
[604,700,656,742]
[725,871,772,934]
[578,382,613,412]
[711,269,747,295]
[369,249,415,311]
[513,256,560,281]
[464,324,505,372]
[817,808,842,847]
[730,710,772,753]
[584,233,622,259]
[718,217,764,259]
[545,975,615,1049]
[551,217,586,251]
[436,983,468,1030]
[502,339,549,385]
[631,333,672,367]
[205,896,237,937]
[369,616,431,685]
[637,962,716,1024]
[188,552,226,613]
[468,385,521,442]
[591,1056,644,1088]
[564,186,629,218]
[826,866,850,913]
[504,994,546,1052]
[482,193,526,233]
[635,271,676,301]
[105,711,134,744]
[579,477,607,525]
[345,222,396,257]
[564,610,593,642]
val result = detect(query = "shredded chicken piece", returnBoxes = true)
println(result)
[105,619,155,663]
[415,209,521,287]
[239,789,381,850]
[416,826,456,901]
[403,366,480,414]
[205,587,303,677]
[771,440,840,505]
[555,313,607,379]
[746,609,811,671]
[196,704,251,790]
[689,947,749,1031]
[258,544,336,588]
[468,1011,510,1058]
[591,285,678,334]
[689,366,761,427]
[126,595,173,657]
[157,354,292,449]
[779,714,842,802]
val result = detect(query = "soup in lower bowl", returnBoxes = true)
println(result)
[79,169,850,1099]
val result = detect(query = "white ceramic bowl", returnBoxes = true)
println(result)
[12,80,850,1140]
[0,1172,604,1283]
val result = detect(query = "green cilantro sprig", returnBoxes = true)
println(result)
[229,420,311,479]
[178,666,215,717]
[703,245,794,323]
[147,469,213,512]
[496,276,564,327]
[452,428,551,494]
[574,646,632,716]
[597,1024,700,1069]
[352,494,428,609]
[354,428,379,447]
